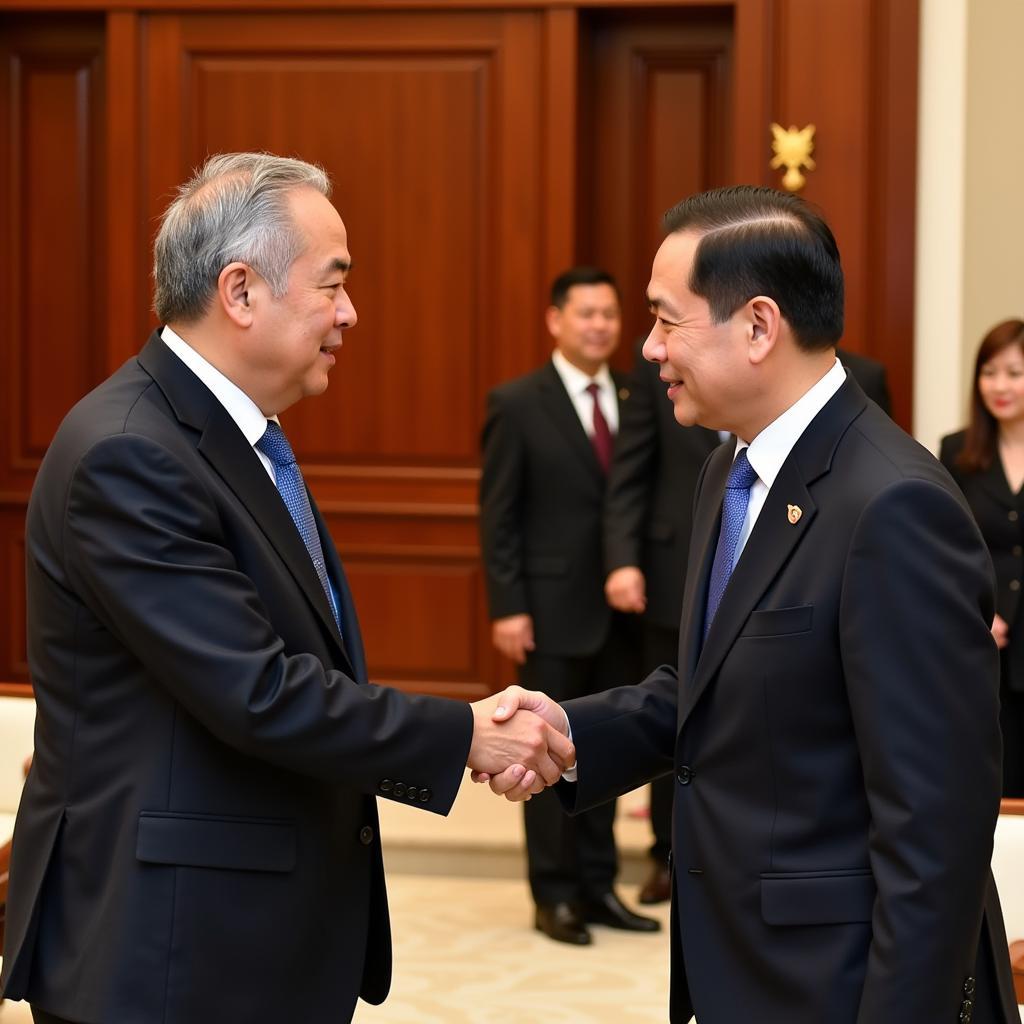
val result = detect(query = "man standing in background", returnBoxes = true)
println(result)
[479,267,659,945]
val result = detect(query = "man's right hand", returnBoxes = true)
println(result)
[470,686,573,801]
[605,566,646,613]
[491,613,535,664]
[468,690,574,791]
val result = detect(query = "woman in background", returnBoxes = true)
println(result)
[941,317,1024,796]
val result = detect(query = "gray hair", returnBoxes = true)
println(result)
[153,152,332,323]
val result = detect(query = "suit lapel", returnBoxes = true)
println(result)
[679,378,868,727]
[677,443,733,696]
[137,334,353,671]
[538,362,605,484]
[977,455,1015,510]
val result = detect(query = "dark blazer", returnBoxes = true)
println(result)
[838,346,891,415]
[604,345,890,631]
[480,360,627,657]
[604,342,720,629]
[563,378,1017,1023]
[0,333,473,1024]
[941,429,1024,691]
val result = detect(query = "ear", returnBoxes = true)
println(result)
[545,305,563,339]
[217,262,258,328]
[747,296,782,366]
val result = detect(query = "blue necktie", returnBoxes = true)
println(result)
[256,421,341,632]
[703,448,758,639]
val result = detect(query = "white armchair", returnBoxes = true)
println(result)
[993,799,1024,1009]
[0,691,36,952]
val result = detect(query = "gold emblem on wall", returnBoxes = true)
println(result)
[770,123,816,192]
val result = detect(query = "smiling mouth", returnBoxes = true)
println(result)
[660,376,682,388]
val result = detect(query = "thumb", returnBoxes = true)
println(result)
[492,685,526,722]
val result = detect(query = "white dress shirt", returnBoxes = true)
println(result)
[732,357,847,561]
[161,326,278,483]
[551,349,619,436]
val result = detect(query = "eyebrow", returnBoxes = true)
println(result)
[322,257,352,277]
[646,291,679,318]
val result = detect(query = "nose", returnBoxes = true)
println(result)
[336,290,357,329]
[642,328,664,363]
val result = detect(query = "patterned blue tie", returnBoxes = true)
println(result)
[703,448,758,639]
[255,421,341,632]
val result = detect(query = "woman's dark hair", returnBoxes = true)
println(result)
[958,318,1024,474]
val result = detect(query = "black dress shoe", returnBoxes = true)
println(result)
[534,901,592,945]
[584,890,661,932]
[638,862,672,905]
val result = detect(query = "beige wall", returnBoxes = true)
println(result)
[915,0,1024,452]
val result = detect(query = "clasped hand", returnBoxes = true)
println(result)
[468,686,568,801]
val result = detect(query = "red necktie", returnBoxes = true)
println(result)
[586,382,613,473]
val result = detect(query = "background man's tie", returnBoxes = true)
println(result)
[585,382,613,473]
[703,448,758,639]
[256,421,341,632]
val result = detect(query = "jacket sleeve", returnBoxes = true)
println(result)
[604,349,658,574]
[60,433,473,813]
[558,663,679,814]
[840,476,1002,1020]
[479,388,529,619]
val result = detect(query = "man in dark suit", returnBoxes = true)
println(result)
[0,153,573,1024]
[480,187,1018,1022]
[479,267,657,945]
[605,342,891,904]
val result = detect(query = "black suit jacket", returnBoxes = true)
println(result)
[563,379,1017,1023]
[480,360,626,657]
[941,429,1024,691]
[0,333,474,1023]
[605,342,720,629]
[837,346,891,415]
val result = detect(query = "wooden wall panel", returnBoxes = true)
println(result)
[770,0,918,427]
[140,10,544,694]
[0,0,918,693]
[0,17,106,491]
[0,509,28,682]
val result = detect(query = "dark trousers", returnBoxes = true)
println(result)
[518,615,639,905]
[642,621,679,862]
[1000,677,1024,796]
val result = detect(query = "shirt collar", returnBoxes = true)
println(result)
[737,358,847,489]
[160,326,271,446]
[551,348,613,395]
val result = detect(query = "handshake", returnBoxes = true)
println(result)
[466,686,571,801]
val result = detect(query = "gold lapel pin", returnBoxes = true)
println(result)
[618,387,630,401]
[787,504,803,525]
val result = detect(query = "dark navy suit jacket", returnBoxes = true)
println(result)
[564,378,1018,1023]
[1,332,473,1023]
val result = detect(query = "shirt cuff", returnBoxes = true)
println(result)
[561,706,578,782]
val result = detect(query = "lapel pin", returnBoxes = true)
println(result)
[618,387,630,401]
[787,504,803,525]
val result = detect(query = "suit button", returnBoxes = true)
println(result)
[677,765,695,785]
[1014,546,1023,557]
[379,779,393,793]
[963,977,976,997]
[393,782,407,797]
[359,826,374,845]
[1011,580,1021,592]
[419,788,431,803]
[1010,511,1019,522]
[406,786,418,801]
